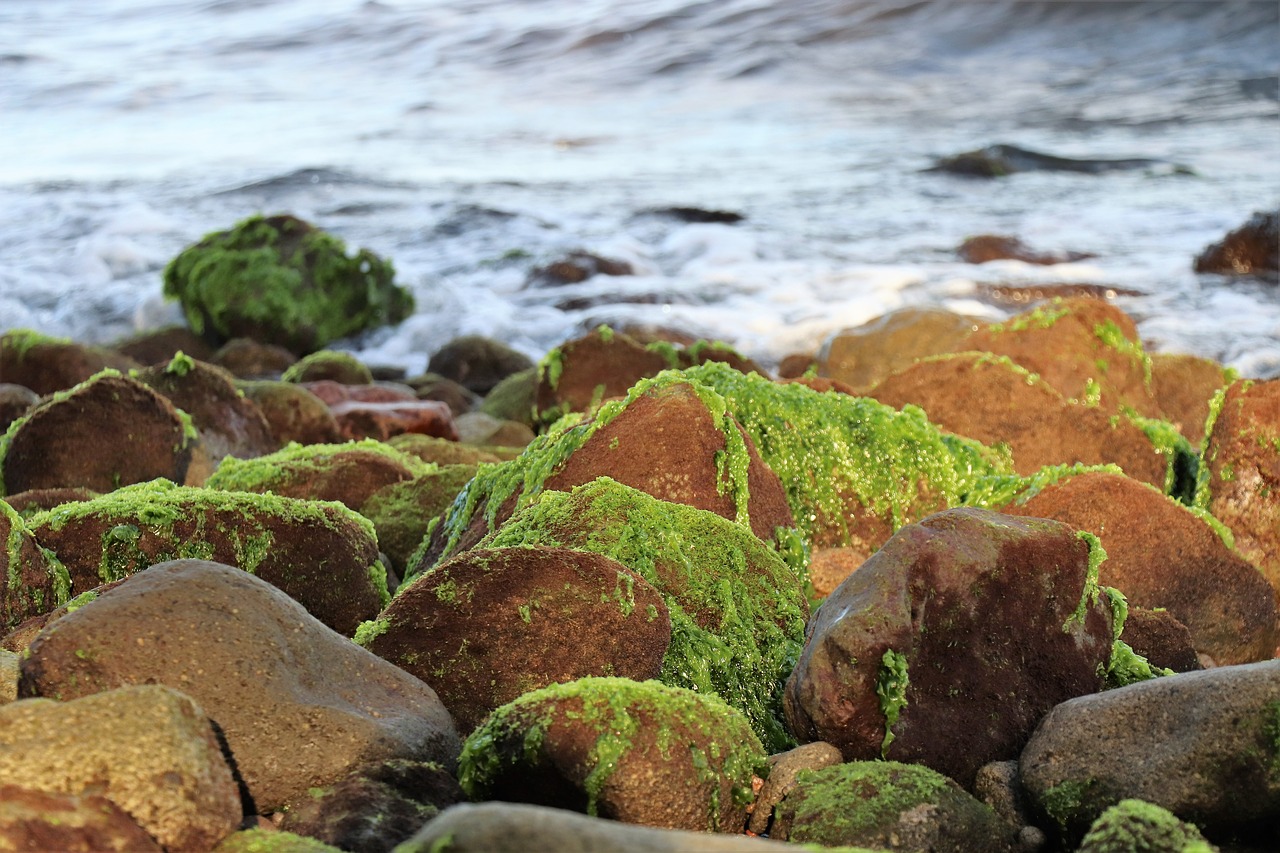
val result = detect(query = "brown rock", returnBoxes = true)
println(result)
[1119,607,1202,673]
[533,326,674,424]
[2,487,99,519]
[0,384,38,434]
[299,380,415,406]
[409,374,481,416]
[747,742,844,835]
[234,380,343,446]
[958,234,1095,265]
[817,307,984,394]
[785,507,1113,789]
[362,547,670,733]
[1150,352,1232,445]
[20,559,461,814]
[452,412,533,448]
[974,282,1143,308]
[806,546,867,599]
[282,351,374,385]
[0,784,163,853]
[1002,470,1277,665]
[0,501,69,632]
[331,398,459,442]
[427,335,534,396]
[0,331,140,396]
[113,325,216,367]
[1193,209,1279,278]
[0,372,194,496]
[212,338,298,379]
[527,250,634,286]
[775,353,817,379]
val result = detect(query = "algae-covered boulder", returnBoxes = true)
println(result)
[281,350,375,385]
[1078,799,1217,853]
[1150,353,1234,446]
[24,479,385,635]
[768,761,1015,851]
[817,306,984,394]
[359,464,478,574]
[0,501,70,632]
[533,326,675,425]
[0,329,141,396]
[457,677,765,833]
[476,477,807,752]
[163,213,414,354]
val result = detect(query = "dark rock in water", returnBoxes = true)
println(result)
[645,206,745,224]
[0,784,162,853]
[427,335,535,396]
[784,507,1113,789]
[281,350,374,385]
[112,324,215,367]
[0,329,141,396]
[0,384,38,433]
[0,371,195,496]
[456,677,765,833]
[1118,607,1202,674]
[1077,799,1215,853]
[162,213,414,355]
[928,144,1168,177]
[958,234,1096,265]
[19,559,461,814]
[361,546,670,733]
[1150,352,1232,445]
[526,250,634,287]
[235,379,343,446]
[768,761,1015,851]
[0,500,69,632]
[818,306,984,394]
[1193,209,1279,278]
[1019,659,1280,846]
[212,337,298,379]
[279,759,464,853]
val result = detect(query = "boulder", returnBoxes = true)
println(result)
[746,742,844,835]
[1,486,99,519]
[957,234,1095,265]
[817,306,983,394]
[385,433,504,466]
[1117,607,1202,674]
[235,380,342,445]
[163,213,414,354]
[0,329,140,396]
[785,507,1114,789]
[0,384,38,434]
[1193,209,1279,278]
[0,371,195,496]
[451,411,531,447]
[19,559,461,814]
[533,326,674,425]
[457,677,765,833]
[527,250,634,287]
[112,323,216,367]
[0,684,242,851]
[406,374,481,416]
[359,465,478,574]
[0,500,69,632]
[1020,660,1280,846]
[212,338,298,379]
[1078,799,1217,853]
[427,335,535,396]
[0,784,162,853]
[281,350,374,385]
[1150,352,1232,445]
[478,367,538,428]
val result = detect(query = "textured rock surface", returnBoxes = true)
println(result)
[0,500,69,631]
[533,326,674,424]
[235,380,343,445]
[0,330,141,396]
[0,684,241,851]
[747,741,844,835]
[1149,352,1232,445]
[0,784,163,853]
[817,306,983,393]
[19,559,461,814]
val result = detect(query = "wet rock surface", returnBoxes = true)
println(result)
[1193,209,1279,279]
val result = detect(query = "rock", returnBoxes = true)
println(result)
[527,250,634,286]
[776,352,817,379]
[478,367,538,428]
[0,500,69,632]
[0,784,163,853]
[868,352,1178,491]
[0,329,141,396]
[406,374,481,417]
[0,371,195,496]
[747,742,844,835]
[24,480,386,636]
[473,478,807,753]
[457,677,765,833]
[112,323,216,367]
[1197,378,1280,597]
[281,350,374,385]
[805,545,869,599]
[1193,209,1279,279]
[452,411,533,448]
[0,651,17,703]
[927,144,1167,177]
[1020,660,1280,846]
[360,546,669,733]
[645,206,745,224]
[278,759,464,853]
[20,559,461,814]
[0,684,242,851]
[1150,353,1232,445]
[212,338,299,379]
[385,434,504,466]
[958,235,1095,265]
[330,399,459,442]
[134,352,279,467]
[1001,470,1278,666]
[963,297,1161,418]
[214,828,343,853]
[817,306,984,394]
[163,213,414,355]
[681,339,768,377]
[427,335,535,396]
[359,465,478,574]
[2,486,98,519]
[770,761,1015,851]
[395,802,799,853]
[973,760,1036,833]
[235,380,343,445]
[785,507,1114,789]
[533,326,675,425]
[0,384,38,433]
[1117,608,1202,674]
[299,379,417,406]
[1077,799,1218,853]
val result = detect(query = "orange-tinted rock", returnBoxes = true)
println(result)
[236,380,343,446]
[534,327,674,423]
[1003,470,1278,666]
[776,353,818,379]
[817,307,984,393]
[1150,352,1232,445]
[0,501,69,632]
[0,372,194,496]
[1193,209,1279,278]
[0,331,140,396]
[527,250,634,286]
[807,547,866,600]
[331,399,459,442]
[0,784,162,853]
[958,234,1095,265]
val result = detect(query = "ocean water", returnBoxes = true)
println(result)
[2,0,1278,377]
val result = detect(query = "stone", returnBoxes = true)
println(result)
[1193,209,1279,278]
[112,323,216,367]
[1150,352,1232,445]
[427,335,535,396]
[0,684,242,851]
[958,234,1095,265]
[24,480,386,636]
[457,677,765,833]
[1021,661,1280,845]
[1197,378,1280,597]
[407,374,481,417]
[0,651,16,704]
[1,486,98,519]
[0,329,140,396]
[0,500,69,632]
[0,384,38,434]
[163,214,414,354]
[359,465,478,574]
[478,368,538,428]
[0,371,195,497]
[527,250,634,286]
[770,762,1016,851]
[817,306,983,394]
[785,507,1114,789]
[747,742,844,835]
[1002,469,1277,666]
[0,784,163,853]
[214,828,342,853]
[533,326,674,425]
[385,434,503,466]
[235,380,342,445]
[927,144,1166,177]
[20,559,461,814]
[973,760,1035,832]
[1117,607,1202,674]
[330,399,459,442]
[212,338,299,379]
[451,411,532,448]
[281,350,374,385]
[1078,799,1218,853]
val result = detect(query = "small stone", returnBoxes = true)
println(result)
[747,742,844,835]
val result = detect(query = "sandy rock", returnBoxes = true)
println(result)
[0,500,69,632]
[428,335,534,396]
[212,338,298,379]
[0,371,195,496]
[817,306,983,393]
[1193,209,1279,278]
[20,559,461,814]
[362,546,670,733]
[747,742,844,835]
[785,507,1113,789]
[235,380,343,445]
[0,329,140,396]
[533,326,674,424]
[0,784,163,853]
[457,677,765,833]
[0,684,242,851]
[1150,352,1232,445]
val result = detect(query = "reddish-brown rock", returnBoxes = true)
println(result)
[0,784,163,853]
[235,380,343,446]
[534,327,674,424]
[1193,209,1279,278]
[330,398,459,442]
[0,331,140,396]
[958,234,1095,265]
[817,307,984,394]
[211,337,298,378]
[1150,352,1232,445]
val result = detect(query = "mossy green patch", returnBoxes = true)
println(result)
[1104,587,1173,688]
[164,350,196,377]
[212,827,344,853]
[2,500,72,623]
[987,301,1071,334]
[207,438,435,495]
[1077,798,1212,853]
[0,328,73,361]
[1093,320,1153,388]
[352,616,390,646]
[1064,530,1105,633]
[876,648,910,758]
[1041,777,1099,835]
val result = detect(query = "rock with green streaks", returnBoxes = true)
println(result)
[0,328,140,396]
[0,500,70,632]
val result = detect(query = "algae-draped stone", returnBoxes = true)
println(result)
[163,213,414,354]
[785,507,1113,789]
[0,370,196,497]
[532,326,675,425]
[359,464,478,573]
[360,546,669,732]
[24,479,385,635]
[0,329,140,396]
[457,677,765,833]
[19,559,461,815]
[1077,799,1216,853]
[477,477,807,752]
[0,500,70,631]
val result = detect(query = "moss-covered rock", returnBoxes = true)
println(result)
[457,677,766,833]
[163,214,414,355]
[235,379,343,446]
[359,464,478,574]
[213,828,343,853]
[0,500,70,631]
[0,329,140,396]
[1078,799,1217,852]
[479,367,538,428]
[281,350,374,385]
[533,326,675,427]
[386,433,505,466]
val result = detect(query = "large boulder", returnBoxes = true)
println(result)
[19,559,462,814]
[163,213,414,355]
[785,507,1114,789]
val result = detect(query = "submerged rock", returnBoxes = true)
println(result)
[927,143,1168,177]
[957,234,1095,265]
[1193,209,1279,279]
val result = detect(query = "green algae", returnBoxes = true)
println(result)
[875,648,910,758]
[1064,530,1105,634]
[477,477,807,752]
[1194,385,1232,510]
[1104,587,1173,689]
[965,462,1128,510]
[352,616,390,646]
[2,500,72,624]
[1041,777,1101,836]
[1125,412,1197,502]
[206,438,435,495]
[643,339,683,368]
[1093,320,1153,388]
[164,350,196,377]
[280,349,373,384]
[213,827,344,853]
[1077,799,1212,853]
[986,302,1071,334]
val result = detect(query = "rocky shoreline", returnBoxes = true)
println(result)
[0,214,1277,852]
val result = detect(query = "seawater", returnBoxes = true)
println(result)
[2,0,1278,377]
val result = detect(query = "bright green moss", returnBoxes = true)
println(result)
[1126,412,1197,502]
[594,323,614,343]
[1078,799,1212,853]
[0,328,72,361]
[1194,385,1231,510]
[352,616,390,646]
[537,346,565,393]
[876,649,910,758]
[965,463,1128,510]
[280,349,373,384]
[206,439,435,495]
[643,339,683,369]
[2,500,72,621]
[1094,320,1153,387]
[987,301,1070,334]
[212,827,343,853]
[1063,530,1105,634]
[1041,777,1100,835]
[164,350,196,377]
